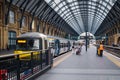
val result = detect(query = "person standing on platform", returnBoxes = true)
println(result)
[72,45,75,54]
[6,44,9,51]
[99,43,104,56]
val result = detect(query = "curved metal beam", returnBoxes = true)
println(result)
[53,0,111,14]
[62,5,108,19]
[64,9,105,22]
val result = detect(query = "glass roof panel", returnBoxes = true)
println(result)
[54,0,61,4]
[103,2,107,6]
[55,7,59,11]
[58,3,63,8]
[51,2,56,8]
[61,7,66,11]
[67,0,73,3]
[45,0,117,34]
[45,0,51,3]
[71,7,76,10]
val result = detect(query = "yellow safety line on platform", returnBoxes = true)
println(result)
[104,51,120,68]
[53,52,72,68]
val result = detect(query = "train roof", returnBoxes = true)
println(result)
[18,32,47,38]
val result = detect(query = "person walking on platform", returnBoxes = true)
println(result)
[98,43,104,56]
[76,44,82,55]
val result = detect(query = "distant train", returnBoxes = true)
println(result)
[14,32,75,59]
[77,39,96,45]
[77,32,96,45]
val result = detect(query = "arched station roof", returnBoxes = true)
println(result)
[6,0,118,36]
[45,0,117,34]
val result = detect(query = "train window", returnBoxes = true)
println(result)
[16,39,40,50]
[50,43,54,48]
[16,42,27,50]
[22,16,26,27]
[33,39,39,49]
[52,43,55,49]
[60,43,62,48]
[63,43,66,47]
[16,39,27,50]
[44,40,48,49]
[39,38,42,50]
[28,39,39,50]
[28,39,34,47]
[61,43,63,48]
[9,10,15,23]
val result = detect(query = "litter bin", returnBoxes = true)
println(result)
[0,69,7,80]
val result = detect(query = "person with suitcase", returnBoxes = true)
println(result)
[76,44,81,55]
[97,43,104,56]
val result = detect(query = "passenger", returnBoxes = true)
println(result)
[50,46,54,55]
[99,43,104,56]
[76,44,82,55]
[72,46,75,54]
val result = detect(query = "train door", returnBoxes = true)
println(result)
[67,41,71,51]
[8,31,16,50]
[42,38,48,50]
[44,39,48,50]
[64,40,67,52]
[39,38,42,50]
[54,39,60,56]
[60,42,64,54]
[42,38,48,67]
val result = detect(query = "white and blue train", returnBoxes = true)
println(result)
[47,35,75,57]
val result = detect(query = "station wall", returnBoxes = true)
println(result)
[0,1,66,50]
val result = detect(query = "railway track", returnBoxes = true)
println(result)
[103,45,120,58]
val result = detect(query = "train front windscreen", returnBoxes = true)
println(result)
[16,39,40,50]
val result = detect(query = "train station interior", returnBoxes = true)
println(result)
[0,0,120,80]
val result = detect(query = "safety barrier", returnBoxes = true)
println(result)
[0,49,52,80]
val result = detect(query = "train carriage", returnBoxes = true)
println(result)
[14,32,49,60]
[47,35,75,57]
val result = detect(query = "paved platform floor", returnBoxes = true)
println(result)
[35,45,120,80]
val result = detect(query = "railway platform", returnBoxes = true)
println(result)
[0,50,14,55]
[35,45,120,80]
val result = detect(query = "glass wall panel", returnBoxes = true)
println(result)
[8,31,16,49]
[9,10,15,23]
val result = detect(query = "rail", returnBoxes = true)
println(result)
[0,49,52,80]
[103,45,120,57]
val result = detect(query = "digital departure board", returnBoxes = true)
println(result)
[17,40,26,43]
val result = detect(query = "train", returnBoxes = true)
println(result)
[14,32,75,59]
[47,35,75,57]
[14,32,48,59]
